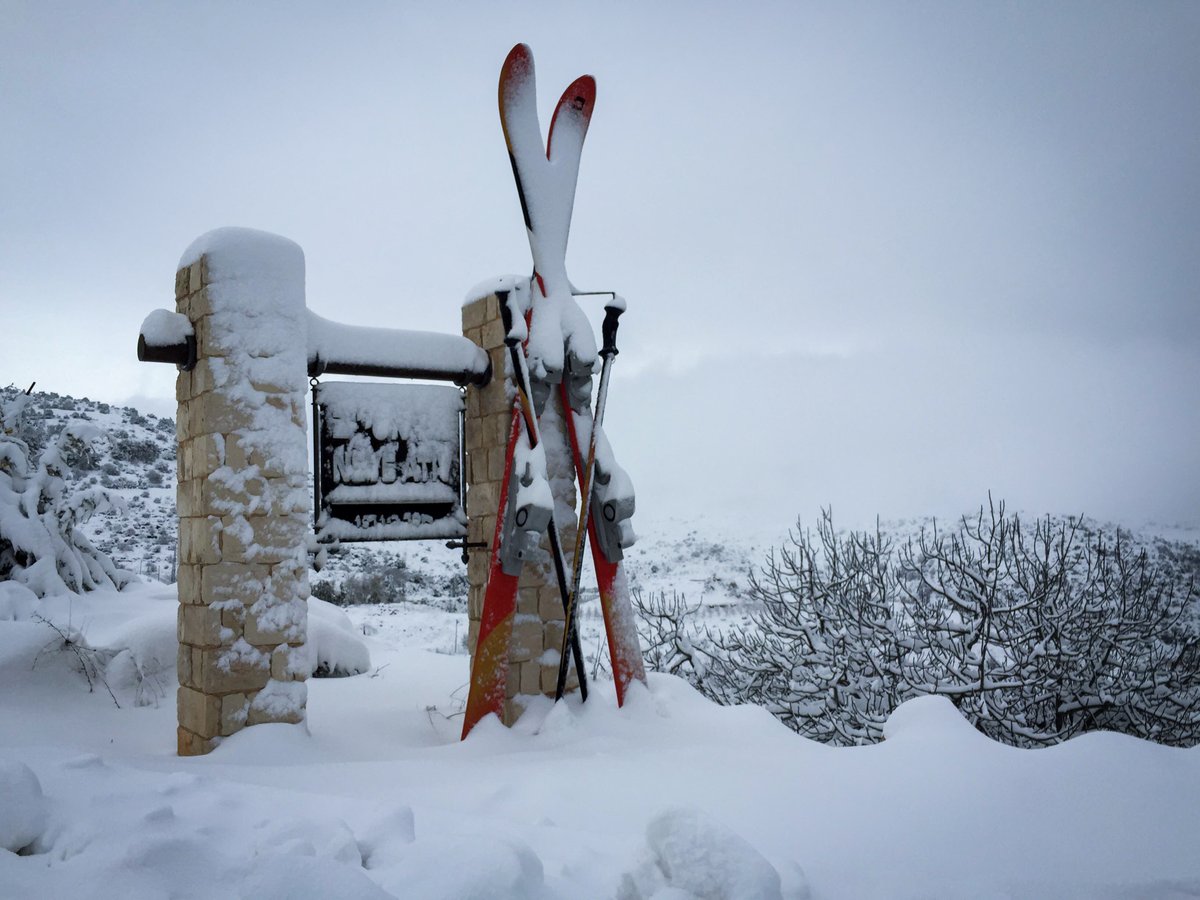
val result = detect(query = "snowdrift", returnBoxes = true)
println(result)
[2,585,1198,899]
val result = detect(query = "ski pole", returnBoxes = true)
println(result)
[556,297,623,700]
[499,296,589,701]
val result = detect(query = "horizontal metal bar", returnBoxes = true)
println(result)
[307,355,491,386]
[136,334,196,371]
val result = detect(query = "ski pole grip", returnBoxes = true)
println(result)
[498,293,518,346]
[601,304,623,358]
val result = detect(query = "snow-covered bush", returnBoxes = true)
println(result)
[1,386,133,597]
[637,501,1200,748]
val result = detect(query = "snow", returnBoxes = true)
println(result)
[307,311,488,382]
[619,808,785,900]
[2,580,1199,898]
[0,581,37,621]
[314,369,468,542]
[0,760,46,853]
[498,46,599,381]
[464,274,530,307]
[307,598,370,677]
[138,309,193,347]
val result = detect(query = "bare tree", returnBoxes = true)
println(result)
[635,502,1200,748]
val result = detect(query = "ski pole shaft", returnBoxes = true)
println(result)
[500,296,589,701]
[556,301,623,700]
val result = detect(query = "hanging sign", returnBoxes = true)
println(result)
[313,382,466,542]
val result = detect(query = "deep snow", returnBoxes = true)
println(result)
[2,582,1199,899]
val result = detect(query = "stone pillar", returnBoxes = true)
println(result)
[462,291,580,726]
[174,228,310,756]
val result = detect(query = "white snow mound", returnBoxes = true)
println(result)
[308,598,371,677]
[619,807,787,900]
[0,582,37,622]
[882,694,984,742]
[0,759,47,852]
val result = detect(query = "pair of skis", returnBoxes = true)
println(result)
[460,44,645,740]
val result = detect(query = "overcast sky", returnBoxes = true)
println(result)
[3,2,1198,530]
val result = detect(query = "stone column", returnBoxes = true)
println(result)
[174,228,310,756]
[462,290,580,726]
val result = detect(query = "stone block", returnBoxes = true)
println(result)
[196,645,270,694]
[516,586,540,617]
[541,663,562,695]
[177,727,215,757]
[189,355,221,396]
[189,392,244,438]
[201,475,269,518]
[481,316,506,350]
[175,266,189,300]
[465,419,486,453]
[467,551,489,588]
[219,514,304,565]
[219,693,248,736]
[543,619,566,657]
[178,685,220,738]
[462,297,488,331]
[176,563,202,605]
[177,478,203,518]
[181,286,214,319]
[270,643,308,680]
[193,433,225,477]
[502,697,520,727]
[489,411,515,449]
[177,643,194,688]
[538,585,566,621]
[246,682,306,725]
[519,660,541,695]
[466,620,479,657]
[201,562,268,606]
[518,561,548,589]
[466,481,499,518]
[180,516,221,566]
[488,446,508,482]
[178,603,226,648]
[244,610,290,646]
[188,260,203,294]
[509,614,542,663]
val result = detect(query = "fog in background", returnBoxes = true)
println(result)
[3,2,1198,530]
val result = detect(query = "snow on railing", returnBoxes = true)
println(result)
[138,307,491,386]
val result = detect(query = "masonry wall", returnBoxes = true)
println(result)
[173,231,310,756]
[462,293,580,726]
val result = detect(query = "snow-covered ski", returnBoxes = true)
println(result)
[461,45,598,738]
[555,298,646,702]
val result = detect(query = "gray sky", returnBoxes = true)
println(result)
[3,1,1198,530]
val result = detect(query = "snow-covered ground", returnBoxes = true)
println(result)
[3,581,1199,899]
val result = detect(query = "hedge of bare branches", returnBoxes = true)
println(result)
[635,501,1200,747]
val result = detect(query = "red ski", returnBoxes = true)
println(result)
[559,377,647,705]
[462,45,596,739]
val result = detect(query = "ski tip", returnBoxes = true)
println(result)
[499,44,535,155]
[499,43,534,100]
[547,74,596,160]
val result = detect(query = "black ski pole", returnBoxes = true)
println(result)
[556,298,623,700]
[499,296,589,701]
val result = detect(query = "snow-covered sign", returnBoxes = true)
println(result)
[313,382,466,543]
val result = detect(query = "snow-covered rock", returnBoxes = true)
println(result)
[619,807,787,900]
[0,759,47,852]
[308,597,370,677]
[0,582,37,622]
